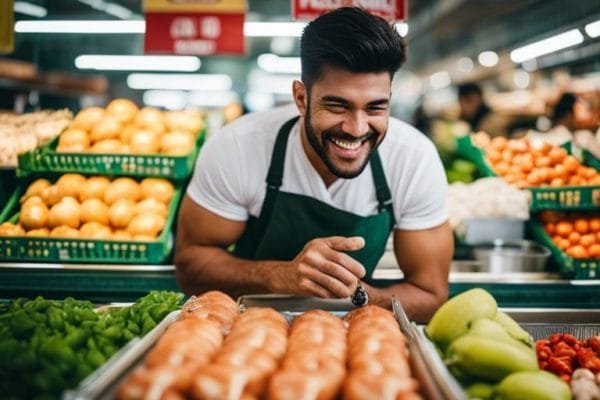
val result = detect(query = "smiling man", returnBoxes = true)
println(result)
[175,7,453,322]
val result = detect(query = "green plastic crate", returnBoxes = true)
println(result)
[454,135,496,176]
[17,128,205,180]
[529,220,599,279]
[0,179,182,264]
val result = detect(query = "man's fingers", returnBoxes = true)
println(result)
[300,263,355,298]
[298,279,336,298]
[325,236,365,252]
[324,251,366,279]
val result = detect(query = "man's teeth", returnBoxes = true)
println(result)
[331,138,362,150]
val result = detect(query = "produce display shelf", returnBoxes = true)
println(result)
[0,180,182,265]
[1,262,600,307]
[456,135,600,212]
[16,128,205,180]
[529,219,600,279]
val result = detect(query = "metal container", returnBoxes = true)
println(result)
[473,239,551,273]
[464,218,526,245]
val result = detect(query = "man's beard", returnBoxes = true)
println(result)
[304,104,381,179]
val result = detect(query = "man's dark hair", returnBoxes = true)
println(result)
[552,92,576,123]
[300,7,406,88]
[457,82,483,98]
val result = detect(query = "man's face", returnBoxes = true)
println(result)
[298,65,392,183]
[459,93,481,120]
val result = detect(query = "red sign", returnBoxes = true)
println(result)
[292,0,407,22]
[144,12,244,55]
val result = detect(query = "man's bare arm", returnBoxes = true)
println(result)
[362,222,453,323]
[174,195,366,298]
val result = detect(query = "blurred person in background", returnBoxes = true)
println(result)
[529,92,600,158]
[458,82,510,137]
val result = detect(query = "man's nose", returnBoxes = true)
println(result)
[341,111,369,137]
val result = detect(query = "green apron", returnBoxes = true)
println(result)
[234,116,396,284]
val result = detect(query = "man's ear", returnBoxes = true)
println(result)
[292,80,307,117]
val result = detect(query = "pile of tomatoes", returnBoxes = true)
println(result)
[539,211,600,258]
[536,334,600,382]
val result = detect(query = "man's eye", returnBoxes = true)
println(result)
[325,104,347,112]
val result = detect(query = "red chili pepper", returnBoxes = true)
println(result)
[549,334,563,345]
[553,341,574,353]
[536,339,551,349]
[539,360,549,369]
[562,334,579,346]
[554,347,577,358]
[588,336,600,354]
[537,349,552,360]
[548,356,573,375]
[576,348,600,373]
[559,374,571,383]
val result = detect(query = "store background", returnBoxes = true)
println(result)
[3,0,599,122]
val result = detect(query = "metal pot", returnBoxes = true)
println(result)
[472,239,551,273]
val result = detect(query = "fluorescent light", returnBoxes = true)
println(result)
[77,0,135,19]
[257,54,301,74]
[143,90,187,110]
[510,29,584,63]
[478,51,498,67]
[127,73,232,91]
[75,55,201,71]
[14,1,47,18]
[429,71,451,89]
[585,20,600,38]
[395,22,408,37]
[244,22,306,37]
[189,90,239,107]
[248,70,297,94]
[15,20,145,33]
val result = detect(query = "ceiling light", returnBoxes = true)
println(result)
[584,20,600,38]
[127,73,232,91]
[478,51,498,67]
[77,0,135,19]
[14,1,47,18]
[457,57,473,73]
[510,29,584,63]
[395,22,408,37]
[189,90,239,107]
[257,54,301,74]
[143,90,187,110]
[75,55,201,71]
[244,22,306,37]
[429,71,451,89]
[15,20,145,34]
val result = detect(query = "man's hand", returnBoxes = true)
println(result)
[272,236,366,298]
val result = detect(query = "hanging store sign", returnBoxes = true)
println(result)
[144,0,246,55]
[292,0,407,22]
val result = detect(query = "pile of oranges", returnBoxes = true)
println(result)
[539,211,600,259]
[472,134,600,189]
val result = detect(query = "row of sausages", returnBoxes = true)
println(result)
[117,291,421,400]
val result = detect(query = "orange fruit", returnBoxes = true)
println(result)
[491,136,508,151]
[589,218,600,232]
[535,156,551,168]
[544,222,556,235]
[566,245,589,259]
[563,156,579,173]
[568,231,581,245]
[548,147,567,164]
[555,221,573,237]
[588,244,600,258]
[580,234,596,248]
[487,149,502,163]
[574,219,590,234]
[550,178,565,187]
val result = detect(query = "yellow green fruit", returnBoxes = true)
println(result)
[468,318,533,352]
[494,310,534,347]
[446,335,538,382]
[426,288,497,350]
[493,370,572,400]
[466,382,495,399]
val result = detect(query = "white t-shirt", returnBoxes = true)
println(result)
[187,105,448,230]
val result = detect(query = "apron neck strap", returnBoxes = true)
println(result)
[266,116,300,189]
[370,149,396,226]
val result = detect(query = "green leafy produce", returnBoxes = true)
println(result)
[0,291,183,400]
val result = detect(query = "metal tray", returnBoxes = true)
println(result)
[63,310,181,400]
[236,294,355,312]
